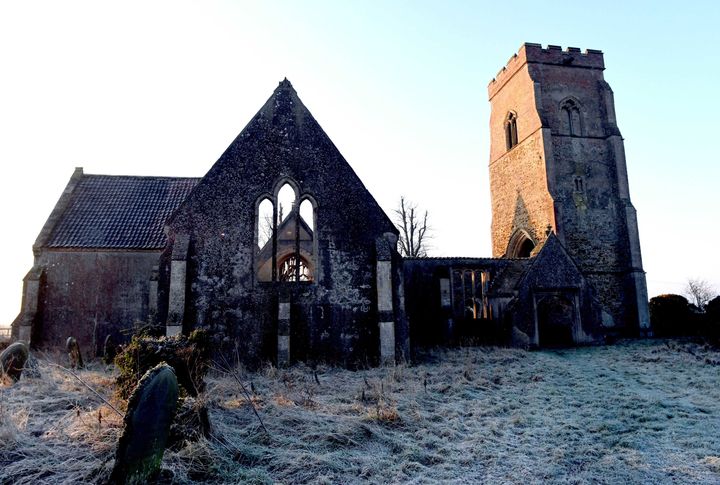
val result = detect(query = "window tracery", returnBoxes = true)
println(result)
[560,99,582,136]
[255,179,316,283]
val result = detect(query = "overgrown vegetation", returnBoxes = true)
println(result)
[650,293,720,344]
[650,294,697,336]
[114,330,211,399]
[3,340,720,483]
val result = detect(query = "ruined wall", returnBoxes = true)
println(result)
[34,250,158,354]
[403,257,520,348]
[159,81,399,367]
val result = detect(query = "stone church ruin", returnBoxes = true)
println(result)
[12,43,651,365]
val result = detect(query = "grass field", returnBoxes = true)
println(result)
[2,339,720,484]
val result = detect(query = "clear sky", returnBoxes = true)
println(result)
[1,0,718,327]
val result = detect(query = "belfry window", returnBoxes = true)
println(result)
[505,112,518,150]
[560,99,582,136]
[255,180,317,283]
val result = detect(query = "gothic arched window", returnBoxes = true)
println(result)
[560,99,582,136]
[506,229,536,258]
[278,254,312,282]
[505,112,518,150]
[255,179,317,283]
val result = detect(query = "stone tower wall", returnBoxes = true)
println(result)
[488,54,554,257]
[488,43,650,332]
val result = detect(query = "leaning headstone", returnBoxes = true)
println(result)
[110,363,179,485]
[103,335,117,365]
[0,342,29,383]
[66,336,84,369]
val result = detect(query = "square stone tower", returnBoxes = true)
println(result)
[487,43,650,334]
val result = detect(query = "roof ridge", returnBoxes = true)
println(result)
[82,173,202,180]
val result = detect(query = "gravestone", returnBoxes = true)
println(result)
[109,363,179,484]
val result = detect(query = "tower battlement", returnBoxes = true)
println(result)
[488,43,604,99]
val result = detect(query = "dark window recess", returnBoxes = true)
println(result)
[574,177,584,192]
[505,112,518,150]
[517,238,535,258]
[560,100,582,136]
[450,269,492,320]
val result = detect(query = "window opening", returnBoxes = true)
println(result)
[277,183,297,226]
[279,255,311,282]
[505,112,518,150]
[255,181,316,283]
[257,198,274,249]
[574,177,584,192]
[451,269,492,321]
[507,229,536,258]
[560,99,582,136]
[299,199,314,232]
[570,110,581,136]
[517,238,535,258]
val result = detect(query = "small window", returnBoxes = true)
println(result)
[505,112,518,150]
[574,177,584,193]
[451,269,492,321]
[277,183,297,226]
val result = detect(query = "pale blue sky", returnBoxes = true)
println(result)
[1,0,718,326]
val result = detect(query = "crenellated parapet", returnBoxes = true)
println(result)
[488,43,605,99]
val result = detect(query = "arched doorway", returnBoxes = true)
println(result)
[536,294,575,347]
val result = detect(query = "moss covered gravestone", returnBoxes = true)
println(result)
[0,342,29,383]
[110,363,179,484]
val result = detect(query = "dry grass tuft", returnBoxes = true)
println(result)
[0,361,122,483]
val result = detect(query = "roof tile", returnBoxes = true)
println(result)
[46,175,199,249]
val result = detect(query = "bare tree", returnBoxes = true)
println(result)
[685,278,716,310]
[394,196,431,257]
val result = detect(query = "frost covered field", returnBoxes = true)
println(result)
[2,339,720,484]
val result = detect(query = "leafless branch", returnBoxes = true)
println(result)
[685,278,716,310]
[394,196,431,257]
